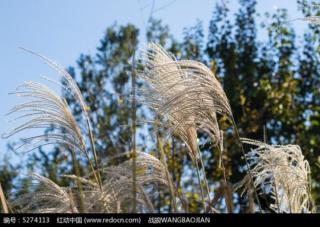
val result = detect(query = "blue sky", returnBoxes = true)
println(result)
[0,0,309,163]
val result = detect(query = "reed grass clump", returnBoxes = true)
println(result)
[137,43,233,211]
[3,81,86,156]
[1,44,315,214]
[236,138,313,213]
[138,43,232,160]
[12,152,169,213]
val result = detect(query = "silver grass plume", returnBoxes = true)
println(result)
[236,138,313,213]
[286,2,320,26]
[13,152,169,213]
[2,49,102,188]
[288,16,320,26]
[21,49,99,164]
[99,152,169,213]
[301,16,320,25]
[138,43,232,160]
[2,81,87,155]
[12,173,78,213]
[18,48,90,121]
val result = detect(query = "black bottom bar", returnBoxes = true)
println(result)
[0,213,319,226]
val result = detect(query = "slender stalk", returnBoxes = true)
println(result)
[156,134,162,212]
[139,185,155,213]
[67,188,77,213]
[158,188,162,212]
[87,122,102,190]
[171,137,176,186]
[217,146,227,186]
[71,150,86,213]
[247,182,255,213]
[194,158,206,211]
[272,171,280,212]
[217,145,233,213]
[231,115,262,213]
[197,148,212,206]
[0,183,9,213]
[263,126,280,212]
[198,155,220,213]
[131,50,137,213]
[83,150,101,191]
[287,187,292,213]
[156,132,177,212]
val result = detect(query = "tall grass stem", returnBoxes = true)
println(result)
[231,115,262,213]
[131,50,137,213]
[0,183,9,213]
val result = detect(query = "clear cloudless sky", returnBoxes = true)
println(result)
[0,0,309,163]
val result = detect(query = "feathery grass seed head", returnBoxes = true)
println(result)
[237,138,313,213]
